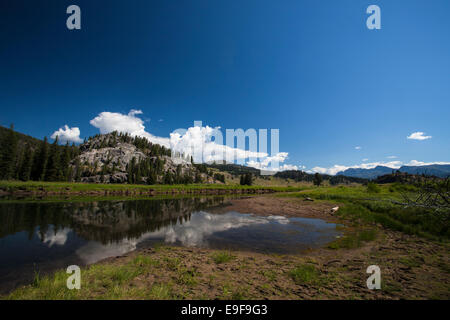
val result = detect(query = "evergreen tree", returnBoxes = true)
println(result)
[147,170,157,185]
[31,137,49,181]
[14,148,25,180]
[60,142,71,181]
[66,166,73,182]
[19,147,33,181]
[313,173,323,186]
[214,173,225,183]
[240,173,252,186]
[134,160,141,184]
[127,157,136,184]
[0,124,18,180]
[164,172,173,184]
[245,173,253,186]
[45,137,62,181]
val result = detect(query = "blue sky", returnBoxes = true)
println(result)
[1,0,449,174]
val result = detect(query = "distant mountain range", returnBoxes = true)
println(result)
[337,164,450,179]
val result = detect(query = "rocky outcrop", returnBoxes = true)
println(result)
[72,132,216,184]
[77,142,146,172]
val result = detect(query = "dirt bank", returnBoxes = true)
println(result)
[211,195,340,221]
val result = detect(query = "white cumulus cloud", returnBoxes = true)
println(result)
[90,109,170,147]
[407,131,432,140]
[89,110,292,171]
[246,153,298,172]
[51,125,83,144]
[405,160,450,166]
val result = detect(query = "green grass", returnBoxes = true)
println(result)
[176,267,198,286]
[0,180,307,196]
[288,265,320,284]
[148,283,173,299]
[398,257,422,268]
[4,255,164,300]
[282,184,449,241]
[211,251,234,264]
[132,255,160,267]
[260,270,277,282]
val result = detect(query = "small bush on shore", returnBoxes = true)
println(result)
[366,182,380,193]
[289,265,319,284]
[211,251,234,264]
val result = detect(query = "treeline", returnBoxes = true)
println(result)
[126,158,201,185]
[0,126,218,185]
[240,173,253,186]
[82,131,172,157]
[0,125,79,182]
[207,162,260,177]
[374,171,445,184]
[274,170,368,185]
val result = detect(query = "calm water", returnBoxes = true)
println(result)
[0,197,340,292]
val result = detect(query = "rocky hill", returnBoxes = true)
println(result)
[72,132,216,184]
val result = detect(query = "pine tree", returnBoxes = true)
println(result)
[147,170,157,185]
[127,157,136,184]
[66,166,73,182]
[19,146,33,181]
[14,148,25,180]
[45,137,62,181]
[240,173,252,186]
[164,172,173,184]
[134,160,141,184]
[60,142,71,181]
[245,173,253,186]
[31,137,49,181]
[313,173,323,186]
[0,124,18,180]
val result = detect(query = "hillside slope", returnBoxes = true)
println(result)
[337,164,450,179]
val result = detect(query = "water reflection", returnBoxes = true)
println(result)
[0,197,340,293]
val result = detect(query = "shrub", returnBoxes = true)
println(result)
[211,251,234,264]
[366,182,380,193]
[289,265,319,284]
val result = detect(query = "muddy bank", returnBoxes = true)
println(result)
[95,231,449,300]
[212,195,340,222]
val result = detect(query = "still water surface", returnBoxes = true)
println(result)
[0,197,341,292]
